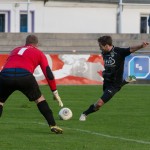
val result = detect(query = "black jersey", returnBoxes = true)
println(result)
[102,46,131,85]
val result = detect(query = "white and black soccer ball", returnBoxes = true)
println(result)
[58,107,73,120]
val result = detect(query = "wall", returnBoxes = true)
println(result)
[42,3,117,33]
[0,33,149,53]
[0,1,150,33]
[121,5,150,33]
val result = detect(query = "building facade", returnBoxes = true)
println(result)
[0,0,150,33]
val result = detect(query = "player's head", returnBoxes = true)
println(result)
[25,34,38,46]
[98,36,113,52]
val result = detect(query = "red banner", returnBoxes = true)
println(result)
[0,54,104,85]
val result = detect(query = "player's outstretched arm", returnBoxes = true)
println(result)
[130,42,149,53]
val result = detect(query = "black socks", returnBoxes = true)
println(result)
[83,104,97,116]
[37,100,56,126]
[0,105,3,117]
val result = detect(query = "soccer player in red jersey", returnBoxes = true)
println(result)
[0,34,63,134]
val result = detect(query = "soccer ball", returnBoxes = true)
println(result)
[58,107,73,120]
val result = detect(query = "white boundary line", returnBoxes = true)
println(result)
[1,121,150,145]
[37,122,150,145]
[66,127,150,145]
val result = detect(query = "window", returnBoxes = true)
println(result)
[140,15,150,34]
[20,11,34,32]
[20,14,28,32]
[0,14,5,32]
[0,11,10,32]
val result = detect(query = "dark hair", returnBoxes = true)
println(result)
[98,36,112,46]
[26,34,38,45]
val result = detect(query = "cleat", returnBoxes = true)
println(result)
[50,126,63,134]
[125,75,136,83]
[79,114,86,121]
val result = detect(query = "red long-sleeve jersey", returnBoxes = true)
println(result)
[3,44,56,91]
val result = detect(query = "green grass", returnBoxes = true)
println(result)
[1,85,150,150]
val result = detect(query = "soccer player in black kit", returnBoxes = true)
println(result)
[79,35,149,121]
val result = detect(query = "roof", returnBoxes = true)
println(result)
[44,0,150,4]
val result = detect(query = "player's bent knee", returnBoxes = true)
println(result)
[0,102,4,106]
[35,95,45,104]
[95,99,104,108]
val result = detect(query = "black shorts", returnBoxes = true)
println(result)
[0,73,41,103]
[101,82,121,103]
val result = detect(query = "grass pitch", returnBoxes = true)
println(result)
[0,85,150,150]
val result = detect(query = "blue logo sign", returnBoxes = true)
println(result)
[128,56,150,79]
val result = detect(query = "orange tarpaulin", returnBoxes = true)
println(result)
[0,54,104,85]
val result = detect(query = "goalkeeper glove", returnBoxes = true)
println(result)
[53,90,63,107]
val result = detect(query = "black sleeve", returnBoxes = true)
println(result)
[46,66,54,80]
[117,47,131,57]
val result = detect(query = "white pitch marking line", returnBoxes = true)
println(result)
[36,122,150,145]
[66,127,150,145]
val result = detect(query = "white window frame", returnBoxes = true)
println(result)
[0,11,10,32]
[140,14,150,34]
[20,10,34,32]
